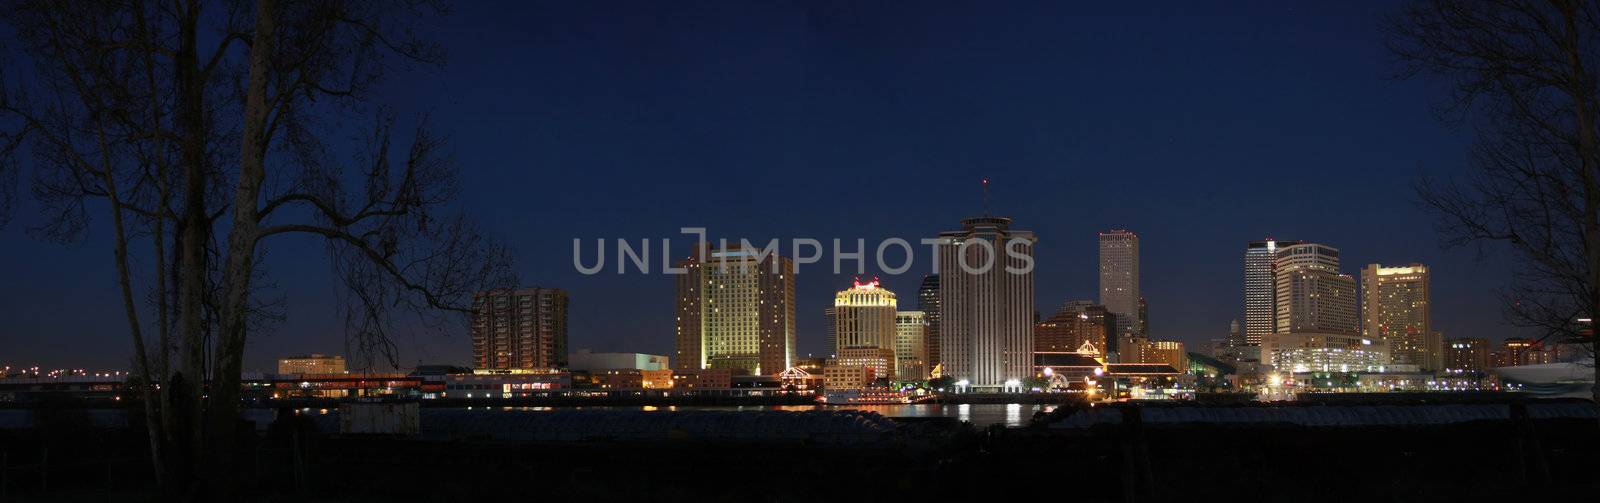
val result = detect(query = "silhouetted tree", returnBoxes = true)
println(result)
[1,0,514,496]
[1388,0,1599,406]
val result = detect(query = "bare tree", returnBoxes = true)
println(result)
[1388,0,1599,406]
[2,0,513,495]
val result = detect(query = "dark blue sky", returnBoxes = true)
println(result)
[2,1,1520,371]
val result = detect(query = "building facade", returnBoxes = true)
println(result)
[1274,243,1357,335]
[1034,300,1115,354]
[1261,332,1388,374]
[917,274,942,374]
[833,280,897,352]
[1443,337,1490,376]
[277,354,346,375]
[938,216,1036,391]
[833,347,896,381]
[1098,230,1141,337]
[672,244,796,375]
[568,349,669,371]
[894,311,929,380]
[1245,239,1302,345]
[1492,338,1553,368]
[472,288,569,371]
[1360,263,1436,370]
[1139,340,1188,371]
[823,306,837,357]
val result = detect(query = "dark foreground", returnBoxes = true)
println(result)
[1,400,1596,502]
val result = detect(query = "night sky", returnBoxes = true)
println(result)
[2,1,1519,372]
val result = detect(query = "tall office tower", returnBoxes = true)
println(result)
[823,306,838,357]
[1244,238,1303,345]
[1443,337,1490,375]
[472,287,569,370]
[938,216,1036,391]
[894,311,929,380]
[1099,230,1141,337]
[1360,263,1435,370]
[672,244,796,375]
[917,274,942,372]
[1034,300,1115,353]
[1274,243,1358,335]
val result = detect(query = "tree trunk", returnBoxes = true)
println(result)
[102,161,164,486]
[1558,4,1600,419]
[172,0,208,491]
[205,0,277,493]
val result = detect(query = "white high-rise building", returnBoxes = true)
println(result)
[938,216,1036,391]
[1244,238,1301,346]
[1274,243,1358,336]
[1099,230,1141,338]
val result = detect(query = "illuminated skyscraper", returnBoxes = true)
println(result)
[472,288,569,370]
[833,279,897,351]
[1244,238,1302,345]
[917,274,941,372]
[1361,263,1436,370]
[1274,243,1357,335]
[672,244,796,375]
[938,216,1036,391]
[894,310,929,380]
[1099,230,1140,337]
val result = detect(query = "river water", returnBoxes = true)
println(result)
[458,403,1058,428]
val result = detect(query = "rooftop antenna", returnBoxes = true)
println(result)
[982,177,990,216]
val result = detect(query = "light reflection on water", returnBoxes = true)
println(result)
[489,403,1048,428]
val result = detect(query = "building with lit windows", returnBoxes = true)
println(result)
[1442,337,1489,376]
[1492,338,1552,368]
[669,368,734,389]
[1361,263,1436,370]
[672,244,796,375]
[1139,340,1188,371]
[277,354,347,375]
[1245,239,1302,345]
[832,346,895,382]
[823,306,837,357]
[1260,332,1388,373]
[1099,230,1141,337]
[1035,300,1116,354]
[1274,243,1357,335]
[833,279,898,355]
[894,311,929,380]
[823,365,875,390]
[917,274,941,373]
[938,216,1036,391]
[472,288,569,371]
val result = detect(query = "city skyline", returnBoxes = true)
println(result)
[0,1,1527,371]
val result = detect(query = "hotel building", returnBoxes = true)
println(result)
[1360,263,1437,371]
[673,244,796,375]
